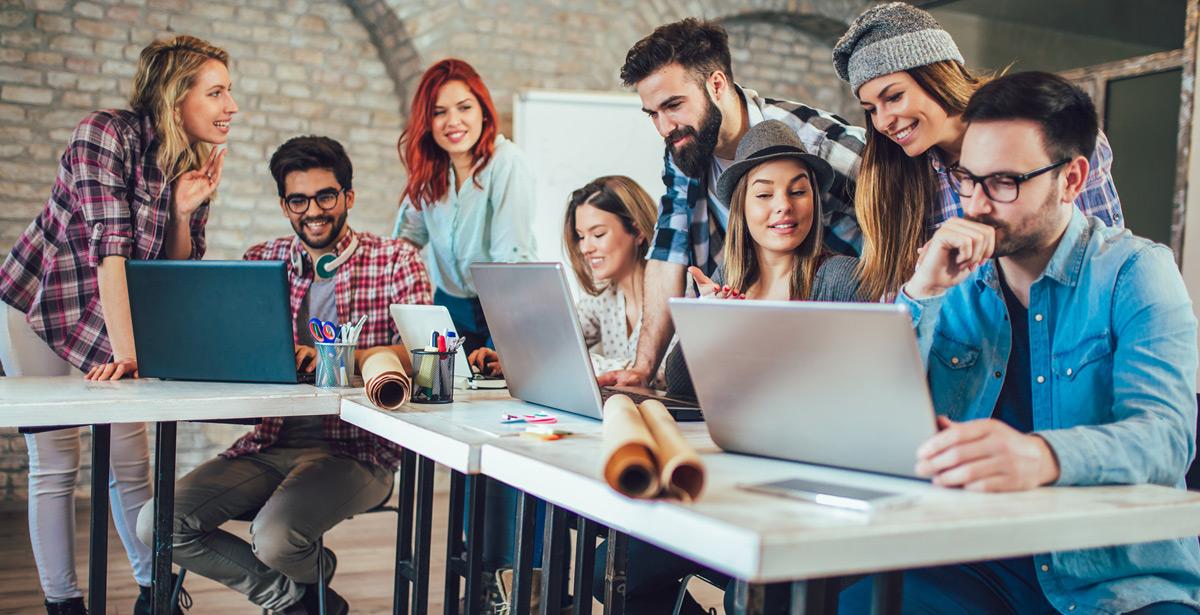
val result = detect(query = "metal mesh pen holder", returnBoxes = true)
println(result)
[411,349,455,403]
[314,342,357,388]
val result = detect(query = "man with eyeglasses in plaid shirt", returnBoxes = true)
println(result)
[137,136,432,615]
[597,18,867,393]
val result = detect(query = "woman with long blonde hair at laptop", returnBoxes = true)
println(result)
[0,35,235,614]
[468,176,661,380]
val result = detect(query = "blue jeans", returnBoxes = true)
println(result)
[838,560,1200,615]
[467,481,545,571]
[434,289,492,354]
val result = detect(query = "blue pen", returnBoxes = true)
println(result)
[430,330,439,348]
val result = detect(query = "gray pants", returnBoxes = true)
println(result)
[135,447,393,610]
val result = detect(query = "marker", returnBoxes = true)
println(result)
[430,330,439,347]
[437,334,447,353]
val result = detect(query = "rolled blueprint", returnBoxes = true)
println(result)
[361,349,412,410]
[639,399,706,501]
[601,394,661,498]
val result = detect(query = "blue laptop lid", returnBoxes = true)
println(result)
[126,260,300,384]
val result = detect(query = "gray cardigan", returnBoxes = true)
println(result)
[664,254,863,398]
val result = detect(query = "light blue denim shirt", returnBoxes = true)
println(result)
[899,209,1200,614]
[394,135,537,298]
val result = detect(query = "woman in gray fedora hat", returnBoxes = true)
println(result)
[591,120,865,615]
[685,119,861,303]
[832,2,1123,302]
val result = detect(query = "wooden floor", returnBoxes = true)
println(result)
[0,483,724,614]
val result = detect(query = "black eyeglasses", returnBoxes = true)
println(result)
[284,188,344,214]
[948,159,1069,204]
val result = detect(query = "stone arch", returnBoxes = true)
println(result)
[342,0,424,108]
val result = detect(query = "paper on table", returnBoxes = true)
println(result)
[639,399,705,501]
[361,349,412,410]
[601,394,661,498]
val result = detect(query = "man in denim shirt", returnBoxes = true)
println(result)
[842,72,1200,613]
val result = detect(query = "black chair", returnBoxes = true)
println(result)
[171,473,399,614]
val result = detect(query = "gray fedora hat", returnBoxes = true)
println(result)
[716,119,834,206]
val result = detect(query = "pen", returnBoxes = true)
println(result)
[430,330,439,348]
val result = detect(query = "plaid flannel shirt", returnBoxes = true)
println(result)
[222,229,432,471]
[0,109,207,372]
[647,86,866,276]
[926,130,1123,233]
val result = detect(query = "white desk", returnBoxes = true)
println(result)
[0,376,338,427]
[340,392,603,615]
[0,376,343,614]
[481,428,1200,613]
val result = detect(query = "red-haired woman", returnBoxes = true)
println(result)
[395,58,536,355]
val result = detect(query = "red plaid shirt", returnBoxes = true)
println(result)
[222,229,432,470]
[0,110,207,372]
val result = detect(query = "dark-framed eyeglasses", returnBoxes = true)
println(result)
[284,188,345,214]
[948,159,1070,204]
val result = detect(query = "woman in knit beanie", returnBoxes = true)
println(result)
[832,2,1123,301]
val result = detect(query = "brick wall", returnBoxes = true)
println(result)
[0,0,870,507]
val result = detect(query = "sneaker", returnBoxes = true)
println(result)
[458,571,508,614]
[134,574,191,615]
[274,584,348,615]
[274,547,345,615]
[43,598,87,615]
[495,568,571,614]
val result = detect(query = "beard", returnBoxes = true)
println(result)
[665,96,722,179]
[966,187,1060,258]
[293,210,349,251]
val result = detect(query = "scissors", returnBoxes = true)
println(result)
[308,318,338,343]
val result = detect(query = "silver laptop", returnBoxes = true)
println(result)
[389,304,474,382]
[472,262,701,421]
[669,299,937,478]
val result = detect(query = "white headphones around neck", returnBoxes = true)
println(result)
[291,233,359,279]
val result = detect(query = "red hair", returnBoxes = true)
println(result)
[399,59,499,209]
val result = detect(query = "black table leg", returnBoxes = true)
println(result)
[413,455,434,614]
[444,471,465,615]
[88,424,111,615]
[393,450,425,615]
[571,517,599,615]
[602,528,627,615]
[394,450,415,615]
[151,421,177,615]
[870,571,903,615]
[462,475,487,615]
[444,472,487,615]
[732,580,766,615]
[509,491,538,615]
[788,578,839,615]
[539,503,569,614]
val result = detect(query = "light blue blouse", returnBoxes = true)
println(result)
[394,135,537,298]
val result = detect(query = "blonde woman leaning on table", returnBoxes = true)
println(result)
[0,35,234,615]
[467,176,661,382]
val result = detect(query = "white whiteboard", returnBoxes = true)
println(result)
[513,90,667,276]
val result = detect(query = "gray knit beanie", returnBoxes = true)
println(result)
[833,2,964,94]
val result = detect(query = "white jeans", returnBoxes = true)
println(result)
[0,304,153,599]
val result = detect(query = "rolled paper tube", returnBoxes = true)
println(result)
[638,399,706,502]
[601,394,661,498]
[361,349,412,410]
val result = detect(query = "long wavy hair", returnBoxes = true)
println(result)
[398,59,500,209]
[128,35,229,185]
[855,60,987,301]
[723,161,825,300]
[563,176,657,296]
